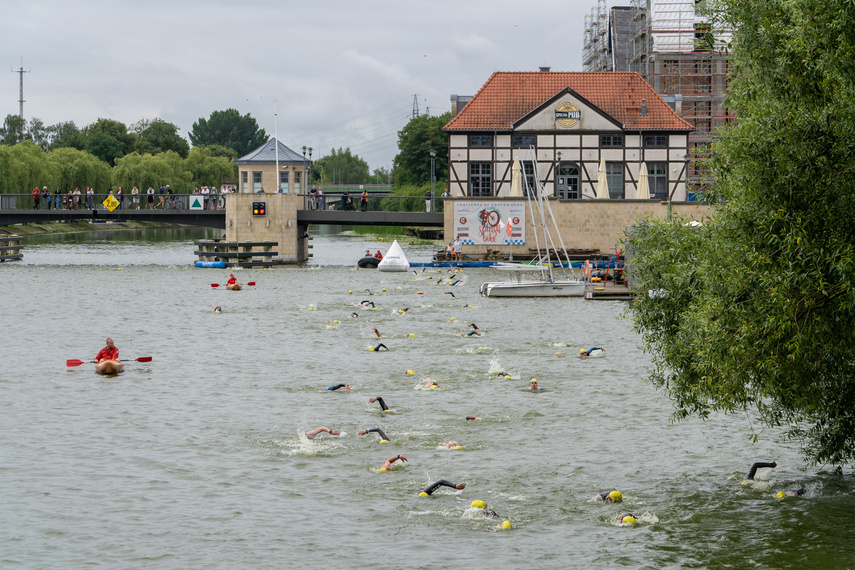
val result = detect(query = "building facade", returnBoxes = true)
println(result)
[235,139,311,194]
[443,70,694,201]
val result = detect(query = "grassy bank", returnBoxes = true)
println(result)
[0,220,195,237]
[352,225,442,245]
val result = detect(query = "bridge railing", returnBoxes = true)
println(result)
[299,193,445,214]
[0,193,225,211]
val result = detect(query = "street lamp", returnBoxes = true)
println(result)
[308,147,313,190]
[429,149,437,213]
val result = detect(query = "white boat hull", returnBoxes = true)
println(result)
[481,280,586,297]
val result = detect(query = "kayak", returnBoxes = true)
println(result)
[227,283,242,291]
[95,360,124,374]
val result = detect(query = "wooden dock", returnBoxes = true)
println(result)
[585,280,634,301]
[0,235,22,262]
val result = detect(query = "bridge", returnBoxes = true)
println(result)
[0,193,443,229]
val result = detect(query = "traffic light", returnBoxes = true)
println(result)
[252,201,266,216]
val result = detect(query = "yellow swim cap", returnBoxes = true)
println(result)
[419,491,429,497]
[406,370,415,375]
[382,288,387,292]
[348,290,352,294]
[621,515,637,524]
[327,325,333,329]
[308,307,314,311]
[609,491,623,502]
[471,500,486,509]
[333,320,340,323]
[380,439,389,443]
[379,467,387,471]
[369,347,375,351]
[501,521,512,530]
[455,445,462,449]
[776,491,786,499]
[580,348,586,354]
[409,333,416,337]
[450,317,455,321]
[504,375,512,379]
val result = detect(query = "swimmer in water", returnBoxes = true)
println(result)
[379,454,407,471]
[326,384,351,391]
[305,426,341,439]
[529,379,543,391]
[358,427,390,441]
[580,347,605,357]
[465,416,482,421]
[496,371,511,378]
[361,300,375,308]
[351,312,359,318]
[618,513,638,524]
[368,396,389,411]
[370,343,389,352]
[419,479,466,496]
[468,323,479,330]
[744,461,777,482]
[445,291,456,298]
[371,327,382,338]
[427,380,439,389]
[214,305,222,313]
[442,441,462,449]
[599,491,623,503]
[470,500,499,517]
[462,331,482,337]
[397,308,410,314]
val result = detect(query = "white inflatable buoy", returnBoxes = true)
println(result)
[378,240,410,272]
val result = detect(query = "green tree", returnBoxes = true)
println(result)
[130,118,190,158]
[4,141,49,193]
[47,121,83,151]
[392,113,449,187]
[82,118,134,166]
[112,151,193,194]
[0,114,27,146]
[189,109,267,157]
[314,147,370,185]
[626,0,855,466]
[46,147,112,192]
[28,118,49,150]
[185,146,237,188]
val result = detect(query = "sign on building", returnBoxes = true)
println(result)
[453,202,526,245]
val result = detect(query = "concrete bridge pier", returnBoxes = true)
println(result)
[225,193,306,264]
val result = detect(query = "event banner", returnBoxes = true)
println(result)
[453,201,526,246]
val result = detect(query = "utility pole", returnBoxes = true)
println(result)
[412,94,419,118]
[12,58,31,119]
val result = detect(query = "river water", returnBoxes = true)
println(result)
[1,227,852,569]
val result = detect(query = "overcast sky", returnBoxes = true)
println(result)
[2,0,607,171]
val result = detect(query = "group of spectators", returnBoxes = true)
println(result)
[29,184,237,211]
[31,186,95,210]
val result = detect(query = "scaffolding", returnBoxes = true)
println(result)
[582,0,611,72]
[627,0,733,189]
[581,1,734,191]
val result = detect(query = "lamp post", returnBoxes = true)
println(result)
[308,147,313,191]
[429,149,436,213]
[302,146,307,207]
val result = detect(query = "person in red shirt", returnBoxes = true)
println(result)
[32,187,41,209]
[227,273,237,286]
[95,338,119,363]
[374,250,383,259]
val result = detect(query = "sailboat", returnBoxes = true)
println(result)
[479,154,585,297]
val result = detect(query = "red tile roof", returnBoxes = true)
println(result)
[444,71,692,131]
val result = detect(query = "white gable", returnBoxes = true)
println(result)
[515,92,620,132]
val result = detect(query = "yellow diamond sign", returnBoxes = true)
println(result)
[102,194,120,212]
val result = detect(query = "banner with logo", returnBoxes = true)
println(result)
[453,202,526,246]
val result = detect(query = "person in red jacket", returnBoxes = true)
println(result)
[32,187,41,209]
[374,250,383,259]
[95,338,119,363]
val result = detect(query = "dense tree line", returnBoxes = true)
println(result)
[627,0,855,466]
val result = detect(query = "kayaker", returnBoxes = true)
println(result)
[419,479,466,496]
[304,426,341,440]
[227,273,238,286]
[94,338,119,363]
[368,396,389,411]
[358,427,389,441]
[379,455,407,472]
[326,383,351,391]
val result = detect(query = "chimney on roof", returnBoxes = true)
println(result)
[539,66,551,73]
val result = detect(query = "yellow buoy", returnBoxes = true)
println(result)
[409,333,416,337]
[450,317,455,322]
